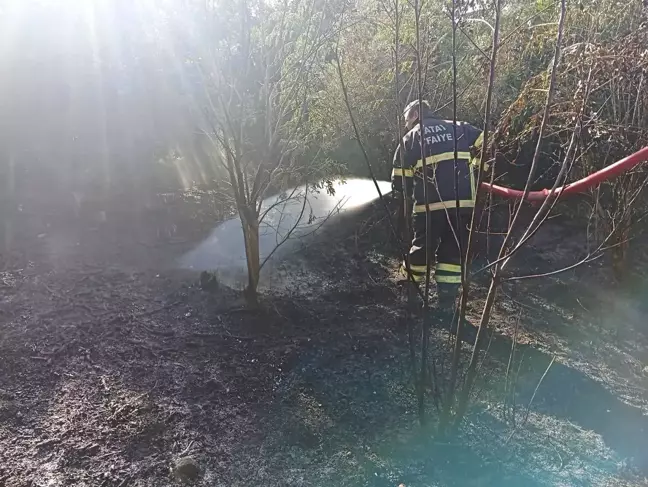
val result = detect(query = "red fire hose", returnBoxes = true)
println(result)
[481,146,648,202]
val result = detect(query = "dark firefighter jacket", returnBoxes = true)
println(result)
[391,117,485,213]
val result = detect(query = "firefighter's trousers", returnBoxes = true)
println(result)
[401,208,473,303]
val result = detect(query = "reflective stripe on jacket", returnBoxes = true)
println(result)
[391,117,485,213]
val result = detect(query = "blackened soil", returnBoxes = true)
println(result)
[1,196,647,487]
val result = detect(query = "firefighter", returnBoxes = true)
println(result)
[392,100,485,344]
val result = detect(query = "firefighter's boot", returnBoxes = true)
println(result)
[437,284,477,345]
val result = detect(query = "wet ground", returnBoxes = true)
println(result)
[1,193,648,486]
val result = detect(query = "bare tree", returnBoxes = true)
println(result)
[451,0,569,426]
[194,0,341,303]
[437,0,503,436]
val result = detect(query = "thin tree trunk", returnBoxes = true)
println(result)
[438,0,502,436]
[414,0,432,426]
[452,0,568,428]
[439,0,463,436]
[393,0,417,376]
[241,214,261,305]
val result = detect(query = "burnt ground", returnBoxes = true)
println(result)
[1,193,648,487]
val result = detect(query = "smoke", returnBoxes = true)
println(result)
[178,178,392,289]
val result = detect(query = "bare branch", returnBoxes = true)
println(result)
[334,13,425,302]
[259,185,310,271]
[452,0,568,429]
[258,186,301,223]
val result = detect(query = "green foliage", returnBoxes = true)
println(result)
[2,0,646,220]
